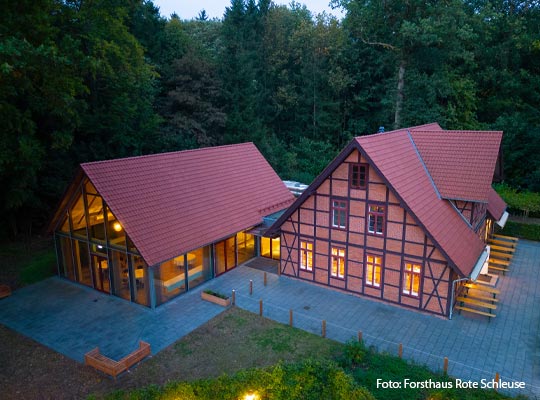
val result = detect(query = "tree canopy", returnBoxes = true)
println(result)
[1,0,539,238]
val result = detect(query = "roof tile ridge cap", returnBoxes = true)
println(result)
[406,130,442,200]
[81,142,255,166]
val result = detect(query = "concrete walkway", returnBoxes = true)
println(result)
[0,278,225,361]
[0,241,539,396]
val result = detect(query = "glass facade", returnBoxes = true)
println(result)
[54,178,258,307]
[237,231,255,265]
[260,237,280,260]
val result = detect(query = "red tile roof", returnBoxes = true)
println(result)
[81,143,294,266]
[487,187,507,220]
[357,130,486,277]
[410,130,502,202]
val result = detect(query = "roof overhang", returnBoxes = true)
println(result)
[496,211,509,228]
[469,246,490,281]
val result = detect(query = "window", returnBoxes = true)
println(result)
[365,254,382,287]
[332,199,348,229]
[300,241,313,271]
[350,164,368,189]
[368,204,385,235]
[403,262,421,297]
[331,247,345,278]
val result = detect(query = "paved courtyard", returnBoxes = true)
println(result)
[0,240,539,396]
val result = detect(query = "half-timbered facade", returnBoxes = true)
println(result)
[267,123,507,318]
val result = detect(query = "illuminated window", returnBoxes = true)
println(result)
[365,254,382,287]
[403,262,421,297]
[332,199,347,229]
[300,241,313,271]
[350,164,368,189]
[368,204,385,235]
[331,247,345,278]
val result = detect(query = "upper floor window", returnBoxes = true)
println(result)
[300,241,313,271]
[365,254,382,287]
[350,163,368,189]
[368,204,385,235]
[331,247,345,278]
[332,199,348,229]
[403,262,421,297]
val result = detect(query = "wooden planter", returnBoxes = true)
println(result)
[201,291,230,307]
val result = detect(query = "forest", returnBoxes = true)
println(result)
[1,0,539,239]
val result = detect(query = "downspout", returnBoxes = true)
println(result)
[449,277,469,320]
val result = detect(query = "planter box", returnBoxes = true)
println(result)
[201,291,230,307]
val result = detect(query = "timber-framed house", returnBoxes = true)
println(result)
[267,123,508,318]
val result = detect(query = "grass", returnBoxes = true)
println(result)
[0,237,56,288]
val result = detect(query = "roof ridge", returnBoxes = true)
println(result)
[406,130,441,200]
[81,142,255,166]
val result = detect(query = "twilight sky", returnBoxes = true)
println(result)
[152,0,344,20]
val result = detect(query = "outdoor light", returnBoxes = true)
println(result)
[243,391,259,400]
[113,222,122,232]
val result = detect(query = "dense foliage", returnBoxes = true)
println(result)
[2,0,540,238]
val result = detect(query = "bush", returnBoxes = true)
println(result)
[339,339,367,368]
[500,221,540,241]
[494,183,540,217]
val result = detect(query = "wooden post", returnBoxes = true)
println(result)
[495,372,500,391]
[249,279,253,295]
[264,272,267,286]
[322,320,326,338]
[259,299,263,316]
[398,343,403,358]
[443,357,448,375]
[289,309,293,326]
[358,331,363,342]
[232,289,236,306]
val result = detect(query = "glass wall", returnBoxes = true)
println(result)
[109,249,131,301]
[153,255,187,307]
[215,235,236,276]
[187,245,212,289]
[56,235,76,281]
[260,237,280,260]
[54,178,148,306]
[73,239,92,287]
[237,231,255,265]
[131,255,150,307]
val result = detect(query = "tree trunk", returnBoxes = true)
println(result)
[394,59,406,130]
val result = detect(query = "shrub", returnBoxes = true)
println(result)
[500,221,540,241]
[339,339,367,368]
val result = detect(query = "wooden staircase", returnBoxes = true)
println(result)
[487,234,518,275]
[455,282,499,320]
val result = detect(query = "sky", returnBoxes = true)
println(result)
[152,0,344,20]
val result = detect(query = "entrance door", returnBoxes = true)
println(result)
[215,235,237,276]
[92,255,110,293]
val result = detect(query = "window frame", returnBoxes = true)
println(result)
[402,262,422,298]
[350,163,369,189]
[367,204,386,236]
[365,254,382,288]
[331,198,348,230]
[299,240,313,272]
[330,247,346,279]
